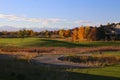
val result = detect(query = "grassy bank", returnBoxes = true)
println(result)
[0,38,120,47]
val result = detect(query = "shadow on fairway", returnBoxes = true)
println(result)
[25,39,85,47]
[24,38,120,47]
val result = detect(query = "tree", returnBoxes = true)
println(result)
[77,27,85,41]
[18,29,26,39]
[2,31,7,35]
[64,29,71,37]
[53,30,58,35]
[26,30,34,37]
[44,30,50,37]
[88,27,97,41]
[10,31,17,37]
[84,26,91,40]
[97,25,105,40]
[59,29,65,38]
[72,28,78,42]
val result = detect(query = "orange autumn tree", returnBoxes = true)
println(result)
[64,29,71,37]
[72,28,78,42]
[77,26,85,41]
[88,27,97,41]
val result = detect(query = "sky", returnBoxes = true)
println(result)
[0,0,120,29]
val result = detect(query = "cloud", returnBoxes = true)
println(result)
[73,20,94,26]
[0,13,94,29]
[74,20,91,24]
[0,14,65,25]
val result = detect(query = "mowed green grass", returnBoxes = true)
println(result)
[0,38,120,47]
[0,58,120,80]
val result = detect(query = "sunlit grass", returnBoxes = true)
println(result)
[68,65,120,79]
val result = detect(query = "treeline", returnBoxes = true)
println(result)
[0,29,72,38]
[0,23,120,41]
[0,29,35,38]
[0,26,105,41]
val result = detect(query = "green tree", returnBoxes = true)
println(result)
[97,26,105,40]
[18,28,26,39]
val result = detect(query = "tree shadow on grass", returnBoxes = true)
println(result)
[24,39,120,48]
[24,39,86,47]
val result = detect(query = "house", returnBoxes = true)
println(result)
[104,23,120,40]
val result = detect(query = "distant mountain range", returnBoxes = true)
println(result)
[0,26,59,32]
[0,26,19,31]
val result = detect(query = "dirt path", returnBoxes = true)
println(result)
[0,52,93,68]
[32,54,92,68]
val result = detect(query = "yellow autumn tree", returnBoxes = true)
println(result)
[84,26,91,40]
[59,29,65,37]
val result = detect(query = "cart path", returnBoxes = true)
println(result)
[32,54,92,68]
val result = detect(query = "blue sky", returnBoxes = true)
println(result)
[0,0,120,29]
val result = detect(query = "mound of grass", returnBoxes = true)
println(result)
[59,52,120,67]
